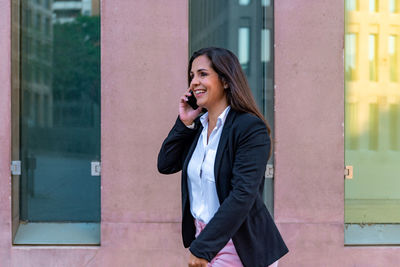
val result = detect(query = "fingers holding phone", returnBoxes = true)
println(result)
[179,88,201,126]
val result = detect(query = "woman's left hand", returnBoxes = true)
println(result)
[188,252,208,267]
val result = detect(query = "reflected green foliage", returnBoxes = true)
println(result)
[20,14,101,222]
[53,15,100,127]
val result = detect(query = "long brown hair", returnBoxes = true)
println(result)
[188,47,271,135]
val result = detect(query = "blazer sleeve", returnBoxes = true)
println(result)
[189,115,270,261]
[157,116,199,174]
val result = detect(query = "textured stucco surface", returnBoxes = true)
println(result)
[274,0,345,225]
[0,0,12,266]
[101,0,188,224]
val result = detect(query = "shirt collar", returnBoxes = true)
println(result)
[200,106,231,129]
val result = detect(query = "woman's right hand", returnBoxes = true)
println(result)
[179,88,202,126]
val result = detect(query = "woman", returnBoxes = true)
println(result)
[157,47,288,267]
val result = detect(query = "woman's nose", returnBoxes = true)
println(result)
[190,76,199,87]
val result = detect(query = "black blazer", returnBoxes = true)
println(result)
[157,109,288,267]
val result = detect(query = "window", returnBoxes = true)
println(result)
[346,0,358,11]
[12,0,101,245]
[389,104,399,150]
[390,0,398,13]
[345,33,358,81]
[368,103,379,150]
[369,0,379,12]
[239,0,251,5]
[189,0,275,214]
[389,35,398,82]
[345,0,400,245]
[261,0,271,6]
[35,13,41,31]
[369,34,378,81]
[345,103,359,150]
[238,26,250,73]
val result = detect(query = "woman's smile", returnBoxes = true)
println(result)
[193,88,206,97]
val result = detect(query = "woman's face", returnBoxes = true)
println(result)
[190,55,227,110]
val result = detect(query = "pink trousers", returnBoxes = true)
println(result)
[194,220,279,267]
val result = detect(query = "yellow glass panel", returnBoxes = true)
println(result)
[345,103,359,150]
[346,0,358,11]
[390,0,398,13]
[389,35,398,82]
[369,34,378,81]
[389,104,399,150]
[369,0,379,12]
[345,33,358,81]
[345,0,400,224]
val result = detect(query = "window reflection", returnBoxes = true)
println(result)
[369,0,379,12]
[189,0,274,131]
[368,103,379,150]
[389,104,399,150]
[20,0,100,222]
[369,34,378,81]
[239,0,251,5]
[238,27,250,72]
[390,0,398,13]
[345,0,400,229]
[189,0,275,214]
[261,0,270,6]
[346,0,358,11]
[345,33,358,81]
[389,35,398,82]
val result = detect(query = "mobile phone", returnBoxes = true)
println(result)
[186,90,198,110]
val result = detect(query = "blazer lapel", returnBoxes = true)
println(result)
[214,109,236,183]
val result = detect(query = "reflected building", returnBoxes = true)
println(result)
[21,0,53,130]
[18,0,101,223]
[189,0,275,215]
[20,0,100,155]
[189,0,273,123]
[51,0,100,141]
[52,0,94,23]
[345,0,400,224]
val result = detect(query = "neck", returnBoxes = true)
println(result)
[207,100,229,125]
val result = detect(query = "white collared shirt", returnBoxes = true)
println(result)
[187,106,231,224]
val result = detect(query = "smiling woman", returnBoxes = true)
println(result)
[158,47,287,267]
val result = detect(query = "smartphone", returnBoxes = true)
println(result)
[186,90,198,110]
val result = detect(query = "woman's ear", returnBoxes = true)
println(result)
[221,77,229,89]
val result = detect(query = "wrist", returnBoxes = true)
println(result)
[179,116,194,127]
[185,122,196,129]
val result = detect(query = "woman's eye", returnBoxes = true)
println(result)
[200,72,207,77]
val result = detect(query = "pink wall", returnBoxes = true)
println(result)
[100,0,189,265]
[0,0,12,265]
